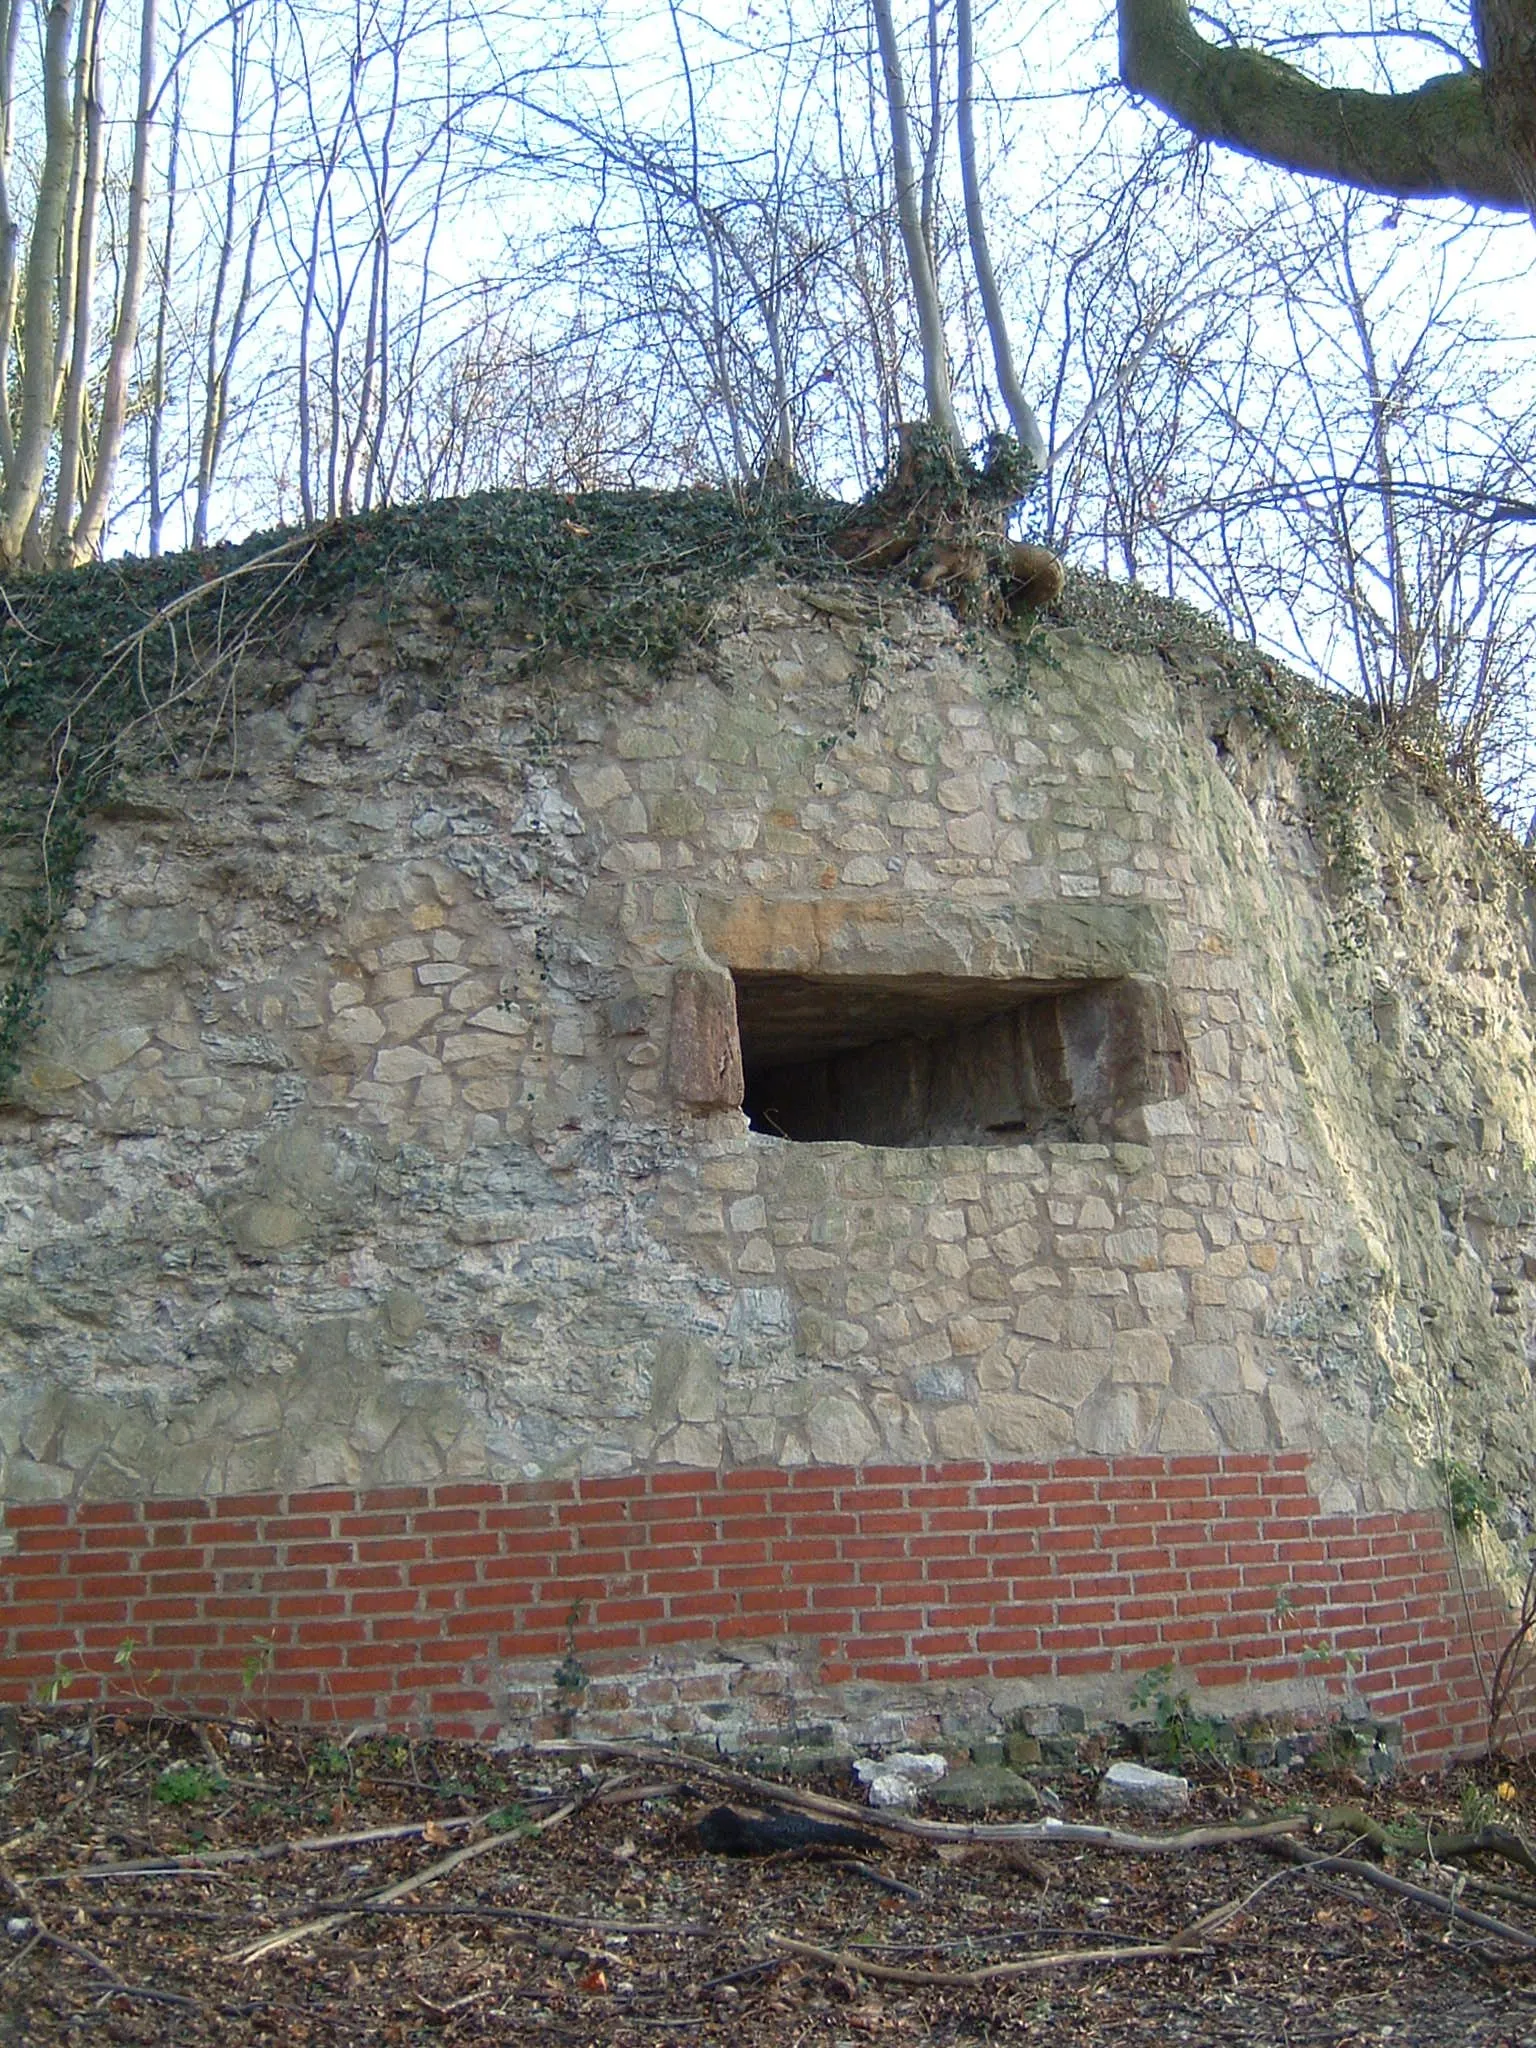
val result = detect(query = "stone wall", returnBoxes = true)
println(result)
[3,567,1534,1757]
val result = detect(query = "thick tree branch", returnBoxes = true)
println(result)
[1117,0,1526,212]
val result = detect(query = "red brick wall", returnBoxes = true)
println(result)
[0,1453,1519,1763]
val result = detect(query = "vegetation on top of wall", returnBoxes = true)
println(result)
[0,481,1528,1098]
[0,487,858,1096]
[1051,567,1535,909]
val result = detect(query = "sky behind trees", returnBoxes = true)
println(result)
[2,0,1533,814]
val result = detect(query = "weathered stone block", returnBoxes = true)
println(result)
[1097,1761,1190,1816]
[666,966,744,1111]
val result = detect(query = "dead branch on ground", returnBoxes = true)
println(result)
[768,1882,1265,1987]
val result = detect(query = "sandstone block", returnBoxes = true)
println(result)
[979,1392,1073,1454]
[931,1765,1042,1813]
[932,1404,986,1459]
[1018,1348,1103,1407]
[1156,1398,1220,1453]
[374,1045,440,1084]
[1075,1384,1157,1454]
[805,1392,879,1466]
[1109,1329,1173,1384]
[667,966,744,1112]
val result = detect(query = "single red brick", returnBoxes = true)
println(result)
[905,1480,972,1509]
[1055,1650,1114,1675]
[841,1487,904,1516]
[717,1564,786,1592]
[642,1472,701,1499]
[146,1621,222,1650]
[274,1593,348,1620]
[2,1600,70,1630]
[59,1601,132,1628]
[428,1533,501,1564]
[925,1554,989,1581]
[721,1464,779,1491]
[909,1629,973,1654]
[921,1599,996,1627]
[991,1600,1057,1627]
[657,1592,736,1623]
[764,1488,838,1519]
[1153,1477,1210,1501]
[637,1618,711,1646]
[12,1627,79,1654]
[981,1508,1051,1536]
[77,1501,138,1525]
[593,1596,668,1626]
[429,1483,502,1508]
[922,1655,991,1679]
[974,1626,1042,1652]
[768,1539,839,1568]
[1116,1596,1177,1624]
[266,1517,334,1543]
[129,1597,200,1622]
[856,1557,926,1585]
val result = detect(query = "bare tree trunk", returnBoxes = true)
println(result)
[193,7,250,549]
[1,0,79,565]
[72,0,159,561]
[48,0,105,562]
[954,0,1044,470]
[0,0,25,476]
[147,58,180,556]
[289,13,352,527]
[1338,225,1426,722]
[1472,0,1536,217]
[868,0,961,455]
[192,4,276,549]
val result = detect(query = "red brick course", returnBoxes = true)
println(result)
[0,1454,1520,1762]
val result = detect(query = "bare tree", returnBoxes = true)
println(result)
[869,0,962,454]
[0,0,166,568]
[191,0,278,547]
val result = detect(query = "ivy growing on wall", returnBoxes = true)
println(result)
[0,488,854,1094]
[2,479,1528,1097]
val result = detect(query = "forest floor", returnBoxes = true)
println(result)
[3,1709,1536,2046]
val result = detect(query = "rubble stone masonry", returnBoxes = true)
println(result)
[3,573,1535,1760]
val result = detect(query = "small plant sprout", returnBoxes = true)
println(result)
[154,1763,221,1807]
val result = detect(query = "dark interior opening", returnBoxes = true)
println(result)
[733,970,1187,1147]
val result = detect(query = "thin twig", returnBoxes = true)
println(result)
[830,1856,923,1901]
[30,1803,542,1883]
[768,1886,1255,1987]
[1260,1836,1536,1948]
[1,1853,205,2013]
[235,1799,580,1963]
[78,1900,711,1936]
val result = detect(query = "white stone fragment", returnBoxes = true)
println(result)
[862,1771,921,1808]
[1096,1760,1190,1817]
[854,1751,948,1806]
